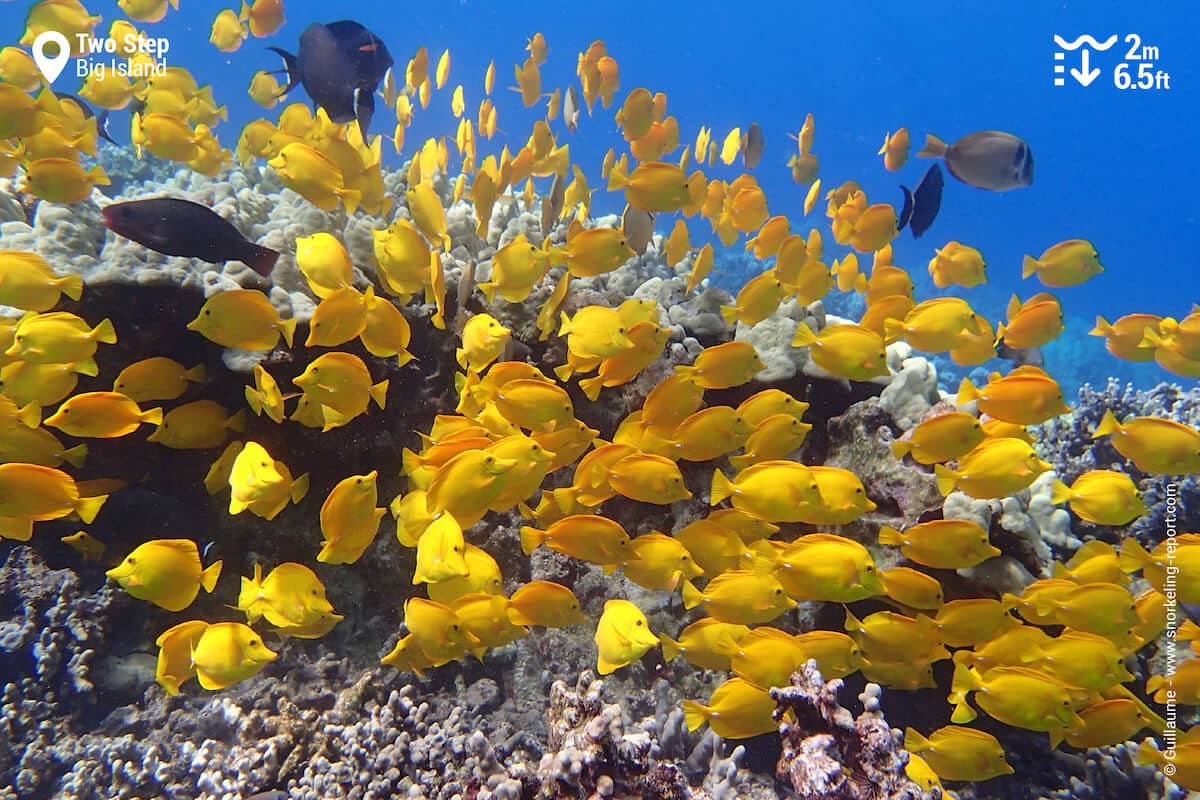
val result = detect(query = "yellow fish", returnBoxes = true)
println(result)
[890,411,983,464]
[492,378,574,433]
[0,423,87,469]
[957,365,1070,425]
[402,597,479,666]
[292,352,388,428]
[878,128,910,172]
[1051,470,1146,526]
[729,627,811,689]
[934,437,1052,499]
[594,598,659,674]
[427,544,503,605]
[22,157,109,203]
[187,289,296,351]
[228,440,309,520]
[1089,313,1161,362]
[295,232,353,299]
[204,440,243,495]
[682,570,795,625]
[456,314,511,374]
[773,533,882,602]
[710,460,822,523]
[607,159,691,213]
[318,471,386,565]
[557,227,635,278]
[117,0,177,23]
[1120,535,1200,603]
[1093,410,1200,475]
[520,514,632,569]
[658,618,750,672]
[61,530,104,561]
[729,413,812,471]
[245,364,288,424]
[240,0,285,37]
[427,450,517,527]
[154,619,209,695]
[903,726,1013,782]
[190,622,278,690]
[950,663,1083,736]
[933,598,1020,648]
[413,513,469,585]
[406,182,452,251]
[7,311,116,364]
[113,357,205,402]
[46,391,162,438]
[147,400,245,450]
[884,297,982,353]
[927,241,986,289]
[720,270,786,327]
[306,286,369,348]
[453,593,526,658]
[676,341,766,390]
[1034,630,1133,691]
[236,562,336,629]
[210,8,248,52]
[671,406,752,462]
[360,290,415,366]
[1059,699,1153,750]
[682,677,777,739]
[879,566,944,610]
[792,322,889,381]
[622,532,703,591]
[106,539,222,612]
[1147,659,1200,705]
[269,143,360,213]
[1022,239,1104,287]
[507,581,587,628]
[996,292,1064,350]
[0,250,84,311]
[879,519,999,569]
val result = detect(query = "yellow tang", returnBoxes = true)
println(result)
[676,341,766,389]
[710,460,821,523]
[147,400,244,450]
[933,598,1019,648]
[608,160,691,213]
[236,562,336,628]
[996,292,1064,350]
[621,532,703,591]
[950,663,1083,735]
[427,544,503,605]
[61,530,104,561]
[844,608,947,662]
[1051,470,1146,526]
[228,440,309,520]
[720,270,785,327]
[682,570,795,625]
[412,513,469,585]
[292,352,388,422]
[190,622,278,690]
[879,519,999,569]
[730,627,811,689]
[317,472,386,565]
[682,677,777,739]
[1059,699,1153,750]
[884,297,982,353]
[519,514,632,568]
[659,617,750,671]
[8,311,115,364]
[106,539,222,612]
[773,533,882,602]
[879,566,944,610]
[927,241,986,289]
[903,726,1013,782]
[671,406,752,462]
[306,286,369,348]
[46,391,162,438]
[406,182,452,251]
[0,250,84,311]
[1022,239,1104,287]
[1120,535,1200,604]
[154,620,209,695]
[729,413,812,471]
[1089,314,1161,362]
[456,313,511,374]
[1093,410,1200,475]
[268,142,360,213]
[245,365,287,424]
[0,423,87,469]
[0,462,106,524]
[933,437,1052,499]
[507,581,587,628]
[113,357,205,402]
[792,322,889,381]
[890,411,984,464]
[426,450,518,526]
[594,599,659,674]
[187,289,296,351]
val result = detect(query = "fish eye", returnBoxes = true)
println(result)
[855,487,863,493]
[636,620,644,626]
[451,624,460,631]
[355,477,363,484]
[774,588,783,595]
[127,557,136,564]
[865,564,874,572]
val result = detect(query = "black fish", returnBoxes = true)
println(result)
[269,20,393,137]
[53,92,117,146]
[898,163,943,239]
[102,197,279,277]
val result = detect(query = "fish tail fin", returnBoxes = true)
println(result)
[681,700,710,732]
[993,322,1007,348]
[278,317,297,348]
[709,469,733,505]
[519,525,547,556]
[1021,255,1039,279]
[719,304,739,325]
[557,311,572,337]
[59,273,84,301]
[184,363,206,383]
[956,377,980,405]
[1118,538,1152,573]
[1048,728,1064,750]
[370,379,389,409]
[62,444,88,469]
[579,375,603,402]
[245,387,263,416]
[290,473,310,504]
[88,163,110,186]
[552,363,574,382]
[1145,675,1164,695]
[934,464,959,497]
[791,321,817,347]
[1088,315,1112,338]
[226,409,247,433]
[903,727,931,754]
[606,155,630,191]
[478,281,497,302]
[140,407,164,426]
[1092,409,1121,439]
[200,559,223,593]
[681,580,703,609]
[266,47,301,94]
[241,242,279,277]
[238,1,250,20]
[658,633,681,662]
[1049,479,1073,506]
[1135,738,1162,767]
[75,493,107,524]
[916,133,948,158]
[889,439,911,459]
[877,525,904,546]
[338,187,362,215]
[882,318,904,344]
[93,318,118,344]
[401,448,422,477]
[454,347,467,369]
[18,402,41,429]
[75,358,99,377]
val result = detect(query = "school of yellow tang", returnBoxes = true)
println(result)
[4,0,1200,792]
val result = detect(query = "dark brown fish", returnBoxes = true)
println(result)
[102,197,279,277]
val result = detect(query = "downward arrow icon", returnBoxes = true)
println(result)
[1071,49,1101,86]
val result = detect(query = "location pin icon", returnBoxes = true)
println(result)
[32,31,71,84]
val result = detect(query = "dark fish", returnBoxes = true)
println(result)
[269,20,393,137]
[102,197,279,277]
[918,130,1033,192]
[898,163,943,239]
[53,92,117,146]
[742,122,764,169]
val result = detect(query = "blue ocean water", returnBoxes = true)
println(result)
[4,0,1196,392]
